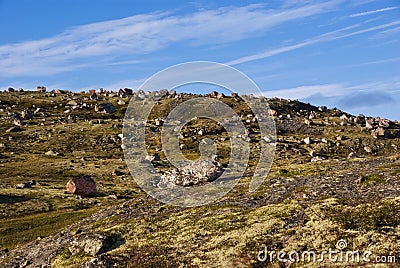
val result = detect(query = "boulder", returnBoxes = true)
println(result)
[16,180,36,189]
[209,91,218,98]
[158,159,223,187]
[95,103,115,114]
[118,88,133,95]
[66,176,97,196]
[21,109,33,120]
[37,86,46,92]
[378,119,390,128]
[53,89,67,94]
[365,119,374,129]
[13,118,24,126]
[69,233,123,257]
[372,127,389,138]
[6,126,21,133]
[90,93,99,100]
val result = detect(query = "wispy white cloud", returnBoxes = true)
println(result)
[87,78,146,91]
[263,84,344,99]
[0,1,343,77]
[349,6,399,17]
[348,56,400,67]
[375,25,400,37]
[227,20,400,65]
[262,77,400,100]
[104,59,145,66]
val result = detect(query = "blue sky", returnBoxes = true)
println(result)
[0,0,399,119]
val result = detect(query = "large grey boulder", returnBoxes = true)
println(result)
[158,159,223,187]
[69,233,122,257]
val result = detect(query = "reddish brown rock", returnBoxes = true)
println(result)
[66,176,97,196]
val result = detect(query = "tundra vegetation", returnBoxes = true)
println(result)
[0,89,399,267]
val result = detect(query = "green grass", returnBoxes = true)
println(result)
[0,208,97,249]
[327,199,400,231]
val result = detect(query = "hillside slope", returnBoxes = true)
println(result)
[0,90,400,267]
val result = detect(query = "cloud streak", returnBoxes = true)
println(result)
[262,77,400,101]
[0,1,343,77]
[349,6,399,17]
[226,20,400,65]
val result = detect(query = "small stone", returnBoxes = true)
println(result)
[355,176,366,184]
[311,156,326,162]
[45,150,59,156]
[364,146,372,153]
[155,118,163,126]
[336,135,345,141]
[6,126,21,133]
[145,153,160,161]
[268,109,278,117]
[112,170,124,176]
[347,152,358,159]
[318,106,327,112]
[16,180,36,189]
[180,144,189,150]
[303,137,311,144]
[67,100,78,106]
[108,194,118,200]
